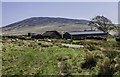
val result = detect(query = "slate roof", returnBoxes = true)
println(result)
[42,31,54,36]
[42,31,61,36]
[66,31,106,35]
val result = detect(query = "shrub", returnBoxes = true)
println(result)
[62,40,73,44]
[2,47,6,52]
[86,45,99,51]
[102,49,119,59]
[71,40,80,45]
[56,55,71,76]
[81,52,97,69]
[98,57,115,77]
[58,61,71,76]
[56,55,68,62]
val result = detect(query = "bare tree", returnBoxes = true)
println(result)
[89,16,113,33]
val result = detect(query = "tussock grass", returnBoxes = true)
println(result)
[2,37,120,76]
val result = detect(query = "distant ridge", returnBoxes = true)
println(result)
[2,17,90,35]
[3,17,89,30]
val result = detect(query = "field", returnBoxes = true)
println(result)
[1,37,120,76]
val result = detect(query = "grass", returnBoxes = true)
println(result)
[107,37,116,42]
[2,38,120,76]
[2,40,85,75]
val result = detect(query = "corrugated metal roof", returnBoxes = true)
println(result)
[66,31,105,35]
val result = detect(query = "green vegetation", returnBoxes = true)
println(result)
[2,37,120,76]
[107,38,116,42]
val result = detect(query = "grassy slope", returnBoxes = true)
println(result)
[2,25,90,35]
[2,38,120,76]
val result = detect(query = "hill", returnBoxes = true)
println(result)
[2,17,90,35]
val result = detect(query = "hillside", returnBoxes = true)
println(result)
[2,17,90,35]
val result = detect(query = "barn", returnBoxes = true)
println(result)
[28,33,37,36]
[28,33,43,39]
[42,31,62,39]
[32,34,43,39]
[63,31,107,40]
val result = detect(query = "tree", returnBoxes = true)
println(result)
[89,16,113,33]
[115,26,120,37]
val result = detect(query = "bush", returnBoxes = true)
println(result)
[98,57,115,76]
[71,40,80,45]
[86,45,99,51]
[62,40,73,44]
[58,61,71,76]
[56,55,71,76]
[102,49,119,59]
[81,52,97,69]
[56,55,68,62]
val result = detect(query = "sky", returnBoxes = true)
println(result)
[1,0,119,2]
[118,1,120,24]
[1,2,118,27]
[0,2,2,27]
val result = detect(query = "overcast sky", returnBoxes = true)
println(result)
[1,2,118,27]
